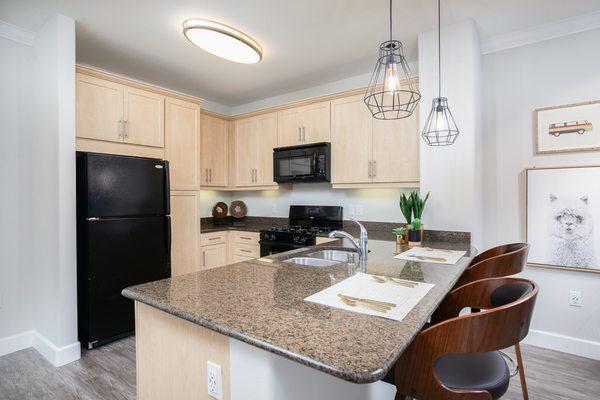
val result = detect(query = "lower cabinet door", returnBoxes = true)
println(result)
[200,243,228,270]
[170,191,200,276]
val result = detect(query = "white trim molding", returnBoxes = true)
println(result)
[524,329,600,361]
[0,331,80,367]
[482,10,600,54]
[0,20,35,46]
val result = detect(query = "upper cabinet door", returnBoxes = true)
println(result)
[255,112,278,186]
[300,101,331,144]
[76,73,124,143]
[200,115,229,187]
[372,112,420,184]
[330,95,373,184]
[165,97,200,191]
[233,118,257,186]
[123,87,165,148]
[277,108,301,147]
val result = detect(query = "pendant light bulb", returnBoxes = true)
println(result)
[384,57,401,92]
[435,108,449,131]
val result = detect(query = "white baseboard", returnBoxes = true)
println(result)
[524,329,600,361]
[0,330,80,366]
[0,330,35,357]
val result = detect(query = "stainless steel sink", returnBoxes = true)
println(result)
[306,250,358,262]
[282,257,341,267]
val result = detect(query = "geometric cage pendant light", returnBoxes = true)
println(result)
[364,0,421,120]
[421,0,460,146]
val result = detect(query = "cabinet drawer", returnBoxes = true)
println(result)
[316,237,336,245]
[201,231,227,245]
[231,253,255,263]
[231,243,260,258]
[230,231,259,245]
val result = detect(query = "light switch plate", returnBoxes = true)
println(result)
[569,290,582,307]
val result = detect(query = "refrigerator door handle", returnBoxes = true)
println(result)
[163,160,170,215]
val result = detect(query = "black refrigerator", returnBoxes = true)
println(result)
[76,152,171,349]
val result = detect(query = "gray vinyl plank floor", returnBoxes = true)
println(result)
[1,337,599,399]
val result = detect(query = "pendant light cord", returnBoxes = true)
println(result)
[438,0,441,99]
[389,0,393,42]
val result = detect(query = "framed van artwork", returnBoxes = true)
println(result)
[535,100,600,154]
[526,166,600,274]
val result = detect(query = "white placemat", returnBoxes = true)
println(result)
[394,247,466,265]
[304,272,434,322]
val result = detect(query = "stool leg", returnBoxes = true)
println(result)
[515,342,529,400]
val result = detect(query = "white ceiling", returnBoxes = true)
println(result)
[2,0,600,106]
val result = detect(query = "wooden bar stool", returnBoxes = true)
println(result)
[391,277,538,400]
[453,243,531,399]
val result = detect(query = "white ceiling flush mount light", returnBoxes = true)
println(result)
[182,19,263,64]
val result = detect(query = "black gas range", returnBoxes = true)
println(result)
[259,205,343,257]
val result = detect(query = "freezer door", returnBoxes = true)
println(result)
[84,216,171,344]
[78,152,169,217]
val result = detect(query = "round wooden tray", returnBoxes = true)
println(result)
[230,200,247,219]
[212,202,228,218]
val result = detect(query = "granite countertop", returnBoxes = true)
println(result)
[123,235,475,384]
[200,216,468,243]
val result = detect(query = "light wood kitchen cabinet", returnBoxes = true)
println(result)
[277,101,331,146]
[330,95,373,184]
[123,87,164,147]
[199,243,228,270]
[170,191,200,277]
[233,112,278,188]
[331,93,419,188]
[372,113,419,184]
[77,73,124,143]
[200,115,229,187]
[77,73,165,148]
[165,97,201,191]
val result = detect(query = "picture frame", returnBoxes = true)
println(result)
[534,100,600,154]
[526,165,600,274]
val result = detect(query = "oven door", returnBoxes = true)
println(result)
[259,241,305,257]
[273,142,330,183]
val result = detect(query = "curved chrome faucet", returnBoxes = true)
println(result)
[328,218,368,259]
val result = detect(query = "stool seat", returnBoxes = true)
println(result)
[434,351,510,400]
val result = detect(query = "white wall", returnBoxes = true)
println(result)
[0,15,79,366]
[483,28,600,358]
[0,34,34,341]
[418,20,483,247]
[231,63,417,116]
[202,184,412,223]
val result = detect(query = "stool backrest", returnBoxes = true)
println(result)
[394,277,538,400]
[455,243,529,289]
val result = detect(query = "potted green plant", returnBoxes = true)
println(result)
[393,226,406,245]
[408,218,422,246]
[410,191,429,221]
[399,193,413,243]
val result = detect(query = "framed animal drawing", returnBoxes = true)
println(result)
[535,100,600,154]
[526,166,600,273]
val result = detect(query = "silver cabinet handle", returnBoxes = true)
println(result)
[209,168,212,183]
[368,161,372,178]
[302,126,306,142]
[298,127,302,142]
[202,251,206,266]
[372,160,376,178]
[254,168,257,183]
[118,120,123,138]
[123,120,129,139]
[205,168,208,183]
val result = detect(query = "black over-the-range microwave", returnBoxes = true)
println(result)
[273,142,331,183]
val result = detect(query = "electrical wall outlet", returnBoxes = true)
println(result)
[356,204,364,216]
[569,290,582,307]
[207,361,222,400]
[348,204,355,217]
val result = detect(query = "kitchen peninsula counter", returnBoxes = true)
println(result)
[123,235,475,397]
